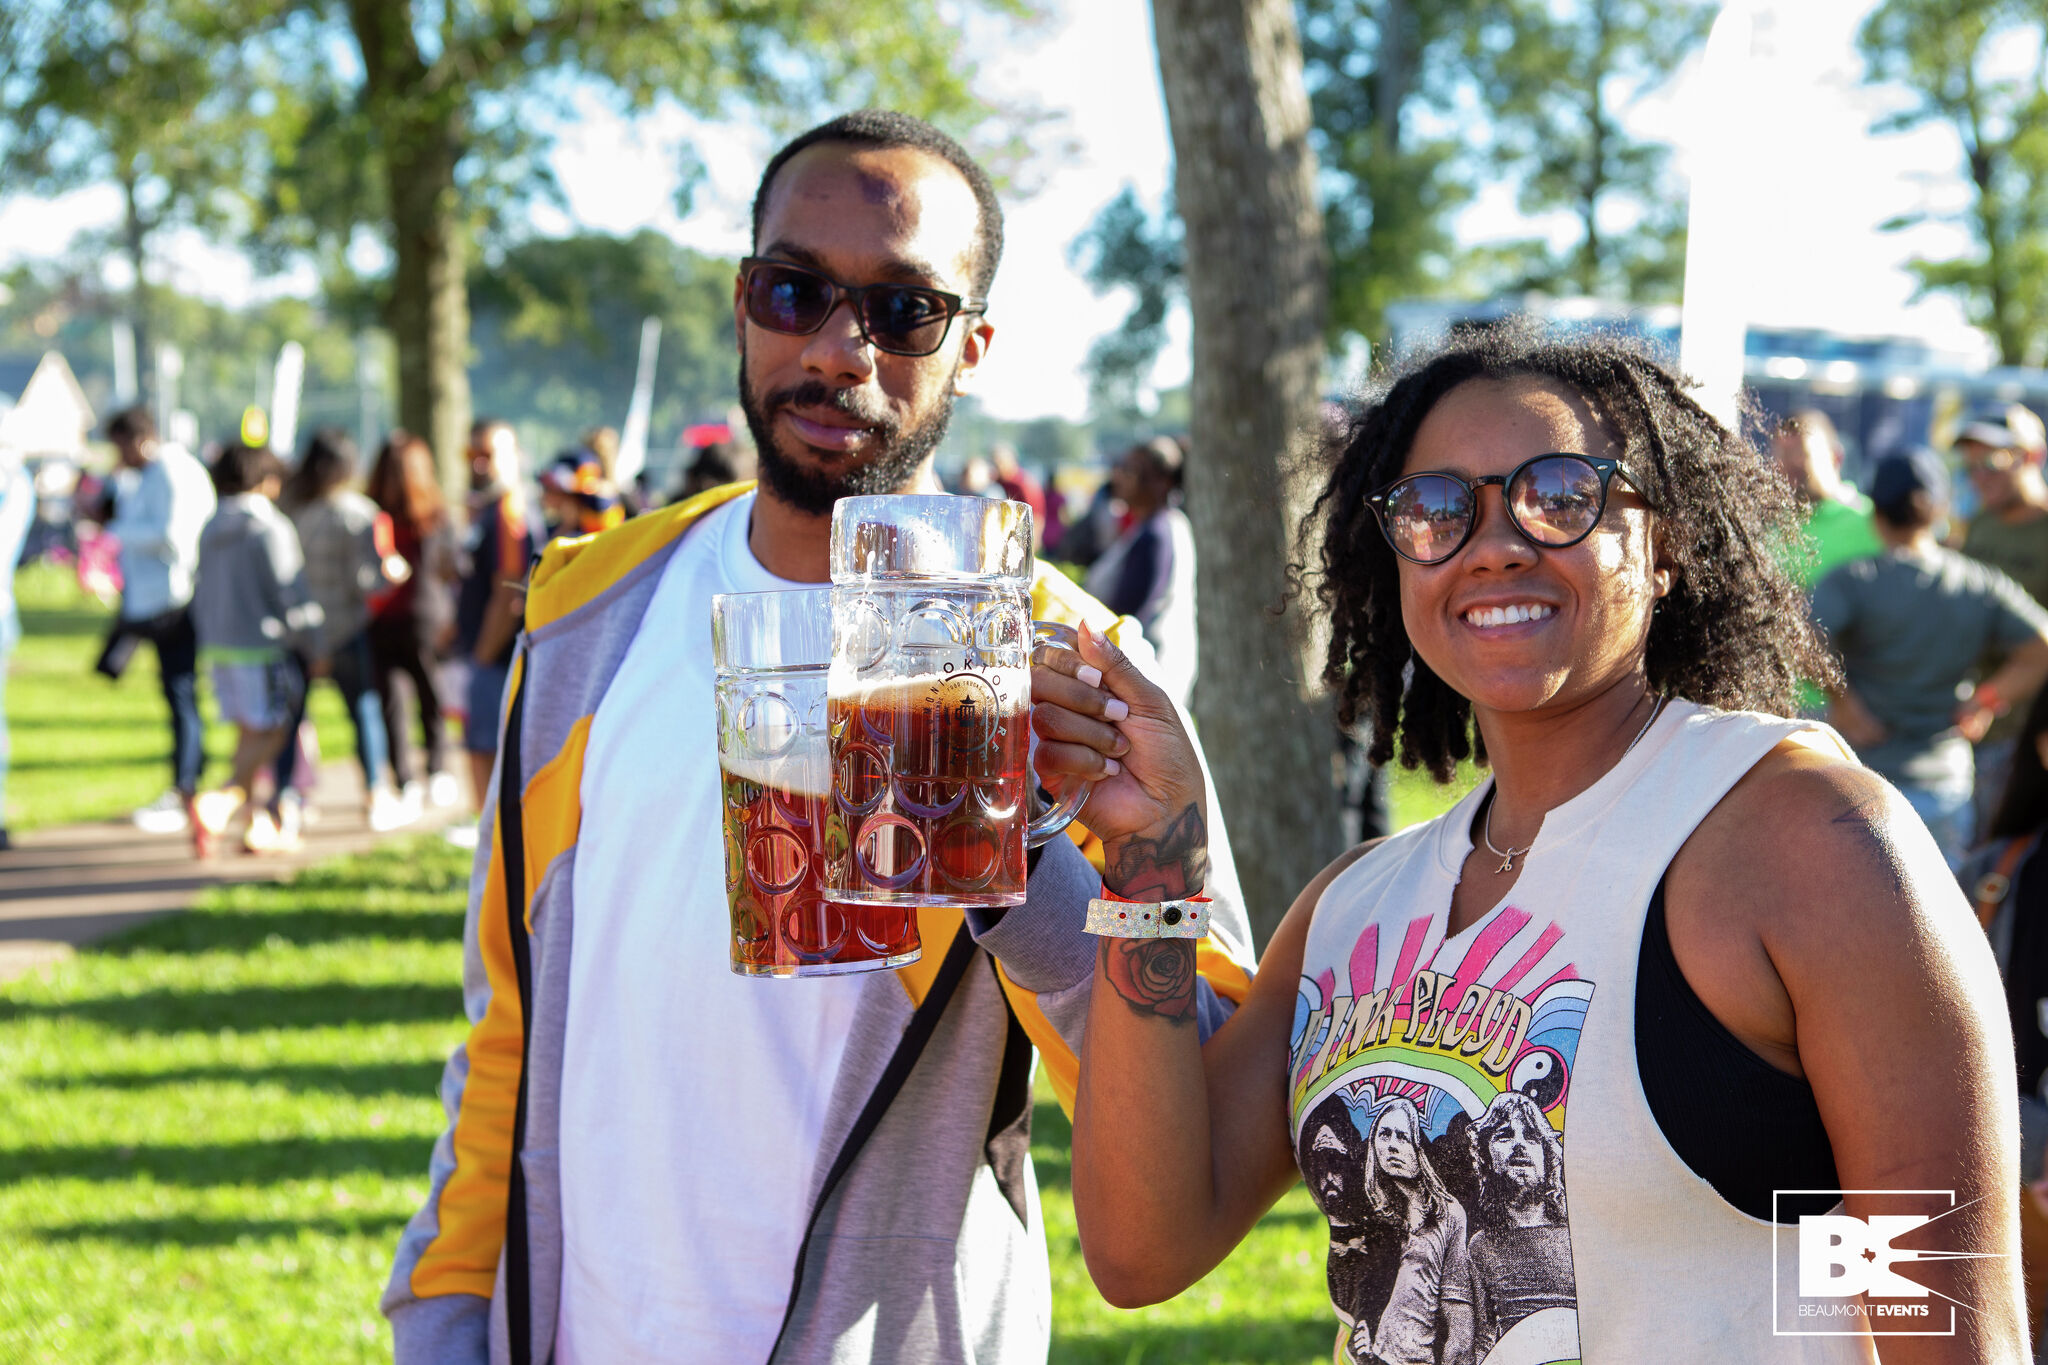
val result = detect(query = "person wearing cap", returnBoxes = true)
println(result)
[537,449,625,541]
[1813,445,2048,866]
[1959,402,2048,826]
[1961,402,2048,596]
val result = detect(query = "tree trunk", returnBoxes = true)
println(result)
[348,0,473,497]
[119,165,153,411]
[384,119,473,498]
[1579,0,1611,296]
[1376,0,1409,157]
[1153,0,1345,947]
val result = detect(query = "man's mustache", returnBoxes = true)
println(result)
[767,380,894,430]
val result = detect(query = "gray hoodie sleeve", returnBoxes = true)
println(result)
[264,511,325,653]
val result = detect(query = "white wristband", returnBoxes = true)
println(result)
[1085,897,1211,939]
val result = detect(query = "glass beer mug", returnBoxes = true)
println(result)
[825,494,1088,909]
[713,588,920,977]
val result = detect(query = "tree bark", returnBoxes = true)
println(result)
[1152,0,1345,947]
[1579,0,1612,295]
[348,0,473,497]
[119,164,153,410]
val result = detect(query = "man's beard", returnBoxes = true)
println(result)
[739,360,957,516]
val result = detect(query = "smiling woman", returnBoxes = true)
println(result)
[1054,322,2032,1364]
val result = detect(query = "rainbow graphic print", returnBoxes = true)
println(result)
[1290,904,1591,1365]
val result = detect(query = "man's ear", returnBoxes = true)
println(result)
[732,271,748,354]
[952,318,995,396]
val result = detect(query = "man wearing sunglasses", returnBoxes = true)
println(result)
[1960,403,2048,827]
[383,110,1255,1365]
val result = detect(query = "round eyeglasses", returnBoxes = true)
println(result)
[1366,453,1650,566]
[739,256,985,358]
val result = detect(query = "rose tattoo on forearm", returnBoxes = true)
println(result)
[1105,803,1209,902]
[1101,938,1197,1023]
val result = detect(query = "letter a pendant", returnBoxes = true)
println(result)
[1495,850,1518,874]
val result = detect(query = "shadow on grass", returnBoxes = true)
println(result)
[7,715,168,732]
[31,1210,413,1246]
[0,1135,429,1186]
[0,981,463,1033]
[1051,1317,1336,1365]
[28,1058,447,1099]
[95,907,467,957]
[8,754,166,773]
[21,607,109,638]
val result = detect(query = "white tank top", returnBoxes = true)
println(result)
[1289,700,1874,1364]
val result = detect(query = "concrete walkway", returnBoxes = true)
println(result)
[0,764,470,983]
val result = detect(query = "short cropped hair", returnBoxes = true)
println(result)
[751,109,1004,300]
[106,405,155,443]
[212,442,285,498]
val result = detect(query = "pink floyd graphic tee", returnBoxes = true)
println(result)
[1289,702,1871,1365]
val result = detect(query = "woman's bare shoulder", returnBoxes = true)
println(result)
[1680,737,1958,946]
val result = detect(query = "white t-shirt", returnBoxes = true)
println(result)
[557,493,867,1363]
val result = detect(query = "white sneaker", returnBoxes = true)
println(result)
[242,808,302,855]
[427,772,462,809]
[193,788,246,838]
[443,822,480,851]
[276,791,304,843]
[132,791,191,835]
[369,788,420,833]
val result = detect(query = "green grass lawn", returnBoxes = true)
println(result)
[0,838,472,1363]
[9,563,352,831]
[0,582,1485,1362]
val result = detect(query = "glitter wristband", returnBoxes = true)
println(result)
[1085,893,1212,939]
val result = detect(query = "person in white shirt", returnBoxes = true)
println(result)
[98,406,216,838]
[381,109,1256,1365]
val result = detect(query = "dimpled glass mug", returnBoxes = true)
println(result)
[824,494,1088,910]
[713,588,920,977]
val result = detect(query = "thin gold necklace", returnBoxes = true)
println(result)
[1481,695,1667,875]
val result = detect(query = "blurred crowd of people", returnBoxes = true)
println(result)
[63,384,2048,887]
[60,400,1196,860]
[1777,404,2048,871]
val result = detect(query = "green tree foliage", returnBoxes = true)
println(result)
[0,258,378,452]
[258,0,1033,490]
[1067,186,1184,419]
[1478,0,1710,299]
[0,0,287,398]
[1073,0,1709,406]
[1861,0,2048,367]
[467,231,739,485]
[1301,0,1488,339]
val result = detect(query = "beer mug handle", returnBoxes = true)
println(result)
[1026,621,1092,848]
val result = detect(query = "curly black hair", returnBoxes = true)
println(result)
[1300,319,1840,782]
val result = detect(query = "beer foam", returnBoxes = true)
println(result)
[721,731,831,799]
[826,668,1028,708]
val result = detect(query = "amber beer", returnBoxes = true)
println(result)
[827,665,1033,907]
[721,741,919,977]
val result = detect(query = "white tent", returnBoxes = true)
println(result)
[0,352,95,457]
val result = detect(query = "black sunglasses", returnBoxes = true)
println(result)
[739,256,985,358]
[1366,453,1650,566]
